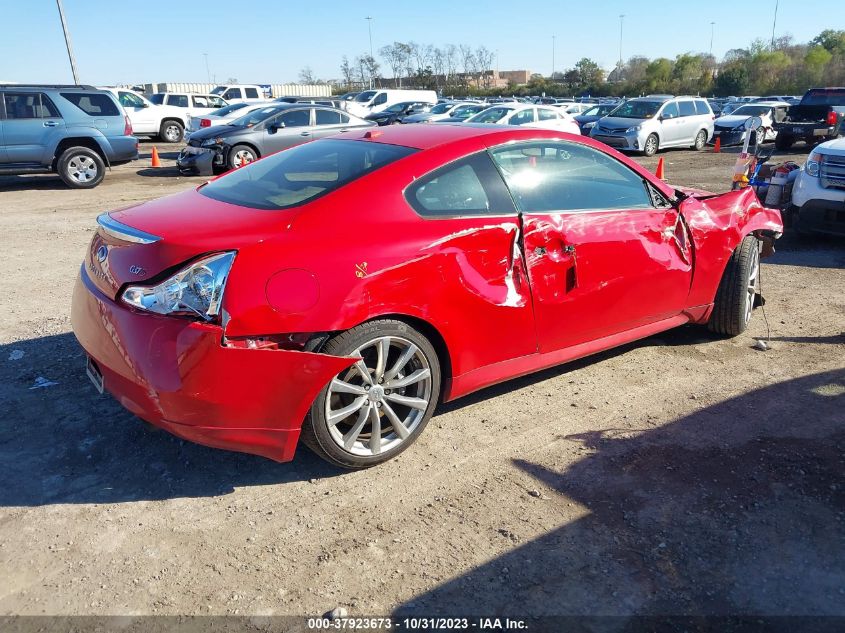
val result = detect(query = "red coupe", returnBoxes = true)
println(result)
[72,125,783,469]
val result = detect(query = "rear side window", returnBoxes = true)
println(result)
[149,94,164,105]
[167,95,189,108]
[694,100,711,115]
[245,88,259,99]
[406,152,515,217]
[199,139,416,210]
[315,109,348,125]
[678,100,696,117]
[537,108,559,121]
[60,92,120,116]
[192,95,210,108]
[3,93,60,118]
[509,108,535,125]
[224,88,242,100]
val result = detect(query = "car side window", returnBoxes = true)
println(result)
[537,108,558,121]
[278,109,311,127]
[167,95,189,108]
[245,88,259,99]
[119,91,145,109]
[4,92,43,119]
[315,109,347,125]
[373,93,387,106]
[508,108,535,125]
[661,102,679,119]
[678,100,696,117]
[60,92,121,116]
[406,152,515,218]
[694,99,711,115]
[224,88,242,100]
[192,96,210,108]
[490,142,653,213]
[209,96,226,107]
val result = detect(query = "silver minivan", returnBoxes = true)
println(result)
[590,96,715,156]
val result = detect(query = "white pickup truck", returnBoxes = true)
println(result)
[102,88,189,143]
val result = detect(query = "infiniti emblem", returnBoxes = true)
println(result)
[95,245,108,262]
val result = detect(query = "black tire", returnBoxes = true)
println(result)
[228,144,258,170]
[158,119,184,143]
[643,133,659,157]
[693,129,707,151]
[57,146,105,189]
[301,319,442,469]
[707,235,761,337]
[774,134,793,151]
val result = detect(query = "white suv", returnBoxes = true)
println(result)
[150,92,228,118]
[788,138,845,236]
[103,88,188,143]
[590,96,715,156]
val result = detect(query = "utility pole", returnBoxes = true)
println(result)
[710,22,715,57]
[365,16,374,89]
[203,53,211,85]
[618,14,625,68]
[770,0,779,48]
[551,35,555,79]
[56,0,79,84]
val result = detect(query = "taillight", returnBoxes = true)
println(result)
[200,119,211,127]
[827,111,838,126]
[124,115,133,136]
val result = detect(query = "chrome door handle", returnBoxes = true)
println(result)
[300,132,311,136]
[43,121,59,127]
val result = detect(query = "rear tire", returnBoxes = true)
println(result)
[158,120,184,143]
[643,133,659,157]
[693,129,707,150]
[707,235,761,337]
[301,319,441,469]
[57,146,105,189]
[775,134,793,151]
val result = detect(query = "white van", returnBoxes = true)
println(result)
[210,85,267,103]
[346,89,438,117]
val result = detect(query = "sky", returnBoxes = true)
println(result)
[0,0,834,86]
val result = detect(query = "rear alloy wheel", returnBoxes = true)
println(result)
[228,144,257,169]
[693,129,707,151]
[159,120,184,143]
[57,147,105,189]
[754,127,766,146]
[643,133,659,157]
[707,235,761,337]
[302,320,441,469]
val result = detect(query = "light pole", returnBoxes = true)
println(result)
[203,53,211,85]
[618,14,625,68]
[365,16,374,89]
[56,0,79,84]
[551,35,556,79]
[710,22,715,58]
[770,0,779,48]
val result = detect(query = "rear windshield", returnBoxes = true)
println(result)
[468,107,512,123]
[60,92,120,116]
[212,102,250,117]
[199,139,417,210]
[801,89,845,106]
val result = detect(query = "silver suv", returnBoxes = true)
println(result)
[590,96,715,156]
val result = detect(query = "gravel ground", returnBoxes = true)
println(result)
[0,139,843,620]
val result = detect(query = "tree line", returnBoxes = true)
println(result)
[299,29,845,97]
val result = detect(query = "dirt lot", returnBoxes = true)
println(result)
[0,140,843,622]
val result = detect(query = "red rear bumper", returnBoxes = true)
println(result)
[71,267,355,462]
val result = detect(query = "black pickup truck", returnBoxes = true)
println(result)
[773,87,845,150]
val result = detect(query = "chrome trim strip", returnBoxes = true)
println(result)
[96,213,161,244]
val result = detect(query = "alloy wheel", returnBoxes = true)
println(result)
[744,244,760,325]
[67,155,98,183]
[324,336,432,457]
[233,149,255,168]
[164,124,181,142]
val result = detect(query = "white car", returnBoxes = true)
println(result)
[185,101,273,135]
[788,137,845,236]
[402,101,474,124]
[150,92,228,119]
[713,101,791,146]
[561,103,593,115]
[210,84,268,103]
[465,104,581,135]
[102,88,188,143]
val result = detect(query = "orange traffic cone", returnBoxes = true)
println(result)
[151,146,161,168]
[713,137,721,153]
[655,157,665,180]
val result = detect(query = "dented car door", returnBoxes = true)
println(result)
[490,141,693,353]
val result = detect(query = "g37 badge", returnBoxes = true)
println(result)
[355,262,368,278]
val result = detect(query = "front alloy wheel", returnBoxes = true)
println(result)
[302,320,441,469]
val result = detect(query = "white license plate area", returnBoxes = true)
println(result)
[86,356,104,394]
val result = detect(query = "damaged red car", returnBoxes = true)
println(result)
[71,125,783,469]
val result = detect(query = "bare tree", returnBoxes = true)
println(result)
[475,46,495,88]
[445,44,458,87]
[380,43,404,87]
[431,47,446,88]
[403,42,418,79]
[339,56,354,90]
[298,66,317,84]
[459,45,476,89]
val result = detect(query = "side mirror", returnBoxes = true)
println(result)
[744,116,763,131]
[142,102,150,108]
[268,122,285,133]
